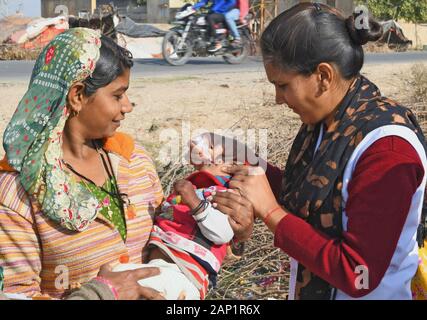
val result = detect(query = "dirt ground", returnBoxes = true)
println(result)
[0,61,423,162]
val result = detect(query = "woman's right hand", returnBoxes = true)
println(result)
[97,263,165,300]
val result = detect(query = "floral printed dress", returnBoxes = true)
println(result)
[82,177,127,241]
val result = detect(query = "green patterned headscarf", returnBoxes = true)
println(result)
[3,28,103,231]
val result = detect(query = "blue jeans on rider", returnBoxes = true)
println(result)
[225,8,240,40]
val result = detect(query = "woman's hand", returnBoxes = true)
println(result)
[208,189,254,241]
[223,165,280,220]
[97,263,165,300]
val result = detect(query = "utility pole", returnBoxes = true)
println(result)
[260,0,265,33]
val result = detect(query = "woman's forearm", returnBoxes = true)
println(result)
[66,280,116,300]
[273,137,424,298]
[265,162,284,200]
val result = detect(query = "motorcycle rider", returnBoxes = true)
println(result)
[192,0,236,52]
[224,0,250,47]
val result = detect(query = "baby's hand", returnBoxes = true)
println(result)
[173,180,201,210]
[173,179,194,196]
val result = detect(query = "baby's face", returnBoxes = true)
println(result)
[189,137,224,169]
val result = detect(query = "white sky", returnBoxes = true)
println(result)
[3,0,41,17]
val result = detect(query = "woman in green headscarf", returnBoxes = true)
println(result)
[0,28,166,299]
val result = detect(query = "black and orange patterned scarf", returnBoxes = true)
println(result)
[280,75,427,300]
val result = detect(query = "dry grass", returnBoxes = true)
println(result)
[206,221,290,300]
[155,97,301,300]
[363,42,396,53]
[411,64,427,104]
[408,64,427,131]
[0,44,41,60]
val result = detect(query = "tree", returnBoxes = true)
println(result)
[358,0,427,23]
[132,0,147,6]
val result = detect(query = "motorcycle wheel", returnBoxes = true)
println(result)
[162,31,193,66]
[222,36,249,65]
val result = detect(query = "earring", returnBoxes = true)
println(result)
[72,110,80,117]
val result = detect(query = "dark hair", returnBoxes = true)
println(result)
[260,3,383,79]
[83,35,133,96]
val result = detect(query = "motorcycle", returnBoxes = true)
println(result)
[162,4,253,66]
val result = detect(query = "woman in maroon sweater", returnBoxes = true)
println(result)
[210,3,427,299]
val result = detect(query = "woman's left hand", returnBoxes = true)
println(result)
[97,264,165,300]
[223,165,280,220]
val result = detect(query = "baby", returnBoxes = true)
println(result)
[113,135,243,299]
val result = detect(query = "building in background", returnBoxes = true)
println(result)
[40,0,185,23]
[40,0,354,24]
[41,0,97,17]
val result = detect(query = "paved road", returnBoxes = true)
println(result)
[0,51,426,81]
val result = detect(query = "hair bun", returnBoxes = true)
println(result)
[345,10,383,46]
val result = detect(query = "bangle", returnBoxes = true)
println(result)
[194,203,210,222]
[263,206,282,225]
[191,200,209,216]
[93,276,119,300]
